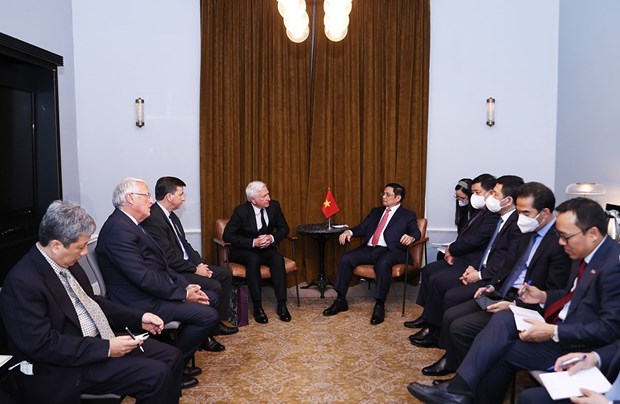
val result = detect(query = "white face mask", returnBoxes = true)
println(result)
[458,199,469,207]
[517,213,540,233]
[485,196,504,213]
[470,194,486,209]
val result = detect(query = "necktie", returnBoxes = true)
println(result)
[544,260,587,324]
[479,218,503,269]
[606,373,620,400]
[169,214,189,260]
[498,233,539,297]
[459,210,484,235]
[260,208,268,230]
[59,269,115,339]
[371,208,391,247]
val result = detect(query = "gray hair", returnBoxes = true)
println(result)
[39,200,96,247]
[245,181,266,202]
[112,177,147,208]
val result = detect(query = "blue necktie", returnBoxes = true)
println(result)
[479,218,503,269]
[498,233,539,297]
[606,373,620,400]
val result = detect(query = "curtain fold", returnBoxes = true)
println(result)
[200,0,429,285]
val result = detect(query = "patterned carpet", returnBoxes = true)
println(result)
[179,295,438,403]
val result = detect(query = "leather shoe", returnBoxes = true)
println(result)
[432,376,455,386]
[422,354,454,376]
[370,304,385,325]
[277,304,291,322]
[409,327,439,348]
[254,307,268,324]
[184,366,202,377]
[407,382,472,404]
[181,375,198,389]
[404,315,427,329]
[323,298,348,316]
[215,321,239,336]
[203,336,225,352]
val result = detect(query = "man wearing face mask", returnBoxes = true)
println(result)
[408,175,524,348]
[405,175,498,328]
[417,182,571,380]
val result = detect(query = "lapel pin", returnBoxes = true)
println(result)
[590,269,596,275]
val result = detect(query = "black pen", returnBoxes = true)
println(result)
[546,354,587,371]
[125,326,145,352]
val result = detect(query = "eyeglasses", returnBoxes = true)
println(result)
[555,230,583,242]
[131,192,152,199]
[379,192,395,198]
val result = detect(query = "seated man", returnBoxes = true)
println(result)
[141,176,238,339]
[420,182,571,379]
[323,183,421,325]
[0,200,183,403]
[223,180,292,324]
[97,177,220,388]
[408,197,620,404]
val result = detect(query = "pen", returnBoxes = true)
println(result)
[517,280,532,300]
[125,326,145,352]
[546,354,587,371]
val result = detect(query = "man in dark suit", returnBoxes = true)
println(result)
[420,182,571,378]
[408,197,620,404]
[141,176,238,338]
[97,177,220,388]
[519,340,620,403]
[0,200,183,403]
[408,175,524,347]
[323,183,421,325]
[223,180,292,324]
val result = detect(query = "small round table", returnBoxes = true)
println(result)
[296,223,349,298]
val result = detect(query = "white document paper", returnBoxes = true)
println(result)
[509,305,545,331]
[539,367,612,400]
[0,355,12,368]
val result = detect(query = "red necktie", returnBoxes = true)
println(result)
[544,260,586,324]
[371,208,391,247]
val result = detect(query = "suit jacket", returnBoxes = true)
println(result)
[223,200,290,251]
[492,224,571,308]
[0,246,143,403]
[96,208,189,311]
[598,340,620,385]
[479,210,523,280]
[348,205,421,255]
[141,203,203,273]
[547,237,620,350]
[448,208,500,267]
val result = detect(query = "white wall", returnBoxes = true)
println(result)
[555,0,620,208]
[425,0,560,254]
[72,0,203,246]
[0,0,81,202]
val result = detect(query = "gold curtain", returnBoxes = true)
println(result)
[200,0,429,285]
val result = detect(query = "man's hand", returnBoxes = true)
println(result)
[570,388,609,404]
[195,263,213,278]
[444,248,454,265]
[553,352,597,374]
[141,312,164,334]
[519,319,554,342]
[400,234,415,246]
[253,235,272,249]
[460,266,480,285]
[339,230,352,245]
[518,284,547,304]
[109,336,142,357]
[486,300,514,313]
[186,284,210,305]
[474,285,494,299]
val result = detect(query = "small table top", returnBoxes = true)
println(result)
[296,223,349,235]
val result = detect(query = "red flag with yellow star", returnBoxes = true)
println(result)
[321,189,340,218]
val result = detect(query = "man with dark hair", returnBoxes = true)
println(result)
[419,182,571,379]
[97,177,220,389]
[408,197,620,404]
[0,200,183,403]
[323,183,421,325]
[141,176,238,342]
[407,175,523,347]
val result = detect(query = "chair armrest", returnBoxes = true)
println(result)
[212,237,230,248]
[410,236,429,247]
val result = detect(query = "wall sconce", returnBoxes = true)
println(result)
[486,97,495,127]
[565,182,606,197]
[135,98,144,128]
[277,0,352,43]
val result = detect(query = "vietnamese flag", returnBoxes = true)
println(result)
[321,189,340,218]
